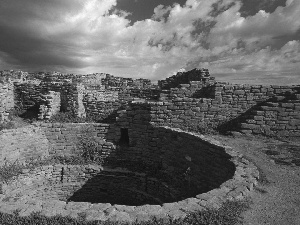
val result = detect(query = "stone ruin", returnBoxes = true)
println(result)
[2,67,299,137]
[0,67,299,222]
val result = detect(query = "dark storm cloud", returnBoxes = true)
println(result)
[239,0,287,17]
[0,0,118,71]
[113,0,187,25]
[209,0,236,17]
[272,28,300,49]
[0,24,88,69]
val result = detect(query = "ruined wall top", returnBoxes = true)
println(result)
[158,68,215,90]
[0,70,28,83]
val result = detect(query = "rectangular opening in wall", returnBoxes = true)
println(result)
[119,128,129,146]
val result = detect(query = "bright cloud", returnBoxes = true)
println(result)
[0,0,299,84]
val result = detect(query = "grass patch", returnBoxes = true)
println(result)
[0,199,251,225]
[77,127,105,164]
[0,121,16,131]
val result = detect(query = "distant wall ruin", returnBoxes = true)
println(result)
[1,68,299,137]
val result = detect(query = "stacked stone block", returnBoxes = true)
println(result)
[83,89,122,122]
[158,68,214,90]
[119,87,161,101]
[102,74,151,88]
[239,94,300,137]
[0,82,14,122]
[40,123,117,158]
[135,83,300,135]
[38,91,61,120]
[14,81,86,119]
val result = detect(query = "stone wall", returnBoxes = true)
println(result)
[39,123,118,158]
[239,94,300,136]
[0,126,49,165]
[38,91,61,120]
[0,127,259,222]
[110,104,236,199]
[1,165,164,205]
[83,88,122,121]
[102,74,151,88]
[82,87,160,122]
[0,123,117,165]
[0,115,243,202]
[14,81,86,118]
[158,68,214,89]
[1,165,173,205]
[145,83,300,136]
[0,82,14,122]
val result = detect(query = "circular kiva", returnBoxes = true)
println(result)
[0,128,259,223]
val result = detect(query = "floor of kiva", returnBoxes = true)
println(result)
[212,134,300,225]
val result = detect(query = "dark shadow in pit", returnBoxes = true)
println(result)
[79,102,237,205]
[67,173,160,206]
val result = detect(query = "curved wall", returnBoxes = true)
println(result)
[0,124,259,223]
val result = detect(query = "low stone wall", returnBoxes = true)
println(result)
[0,129,259,223]
[239,94,300,137]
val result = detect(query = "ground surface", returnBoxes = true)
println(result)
[212,134,300,225]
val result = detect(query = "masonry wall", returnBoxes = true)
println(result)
[150,83,300,134]
[0,82,14,121]
[40,123,118,158]
[158,68,213,89]
[0,123,118,166]
[2,165,176,205]
[83,88,122,122]
[239,94,300,137]
[14,82,86,118]
[38,91,61,120]
[82,87,159,122]
[0,126,49,165]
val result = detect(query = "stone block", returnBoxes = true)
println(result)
[233,90,245,95]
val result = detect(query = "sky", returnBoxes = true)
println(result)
[0,0,299,84]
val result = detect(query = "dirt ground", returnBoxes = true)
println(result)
[211,134,300,225]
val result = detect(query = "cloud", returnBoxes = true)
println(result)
[0,0,299,84]
[186,0,300,83]
[0,0,121,70]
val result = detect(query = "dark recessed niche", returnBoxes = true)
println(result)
[119,128,129,146]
